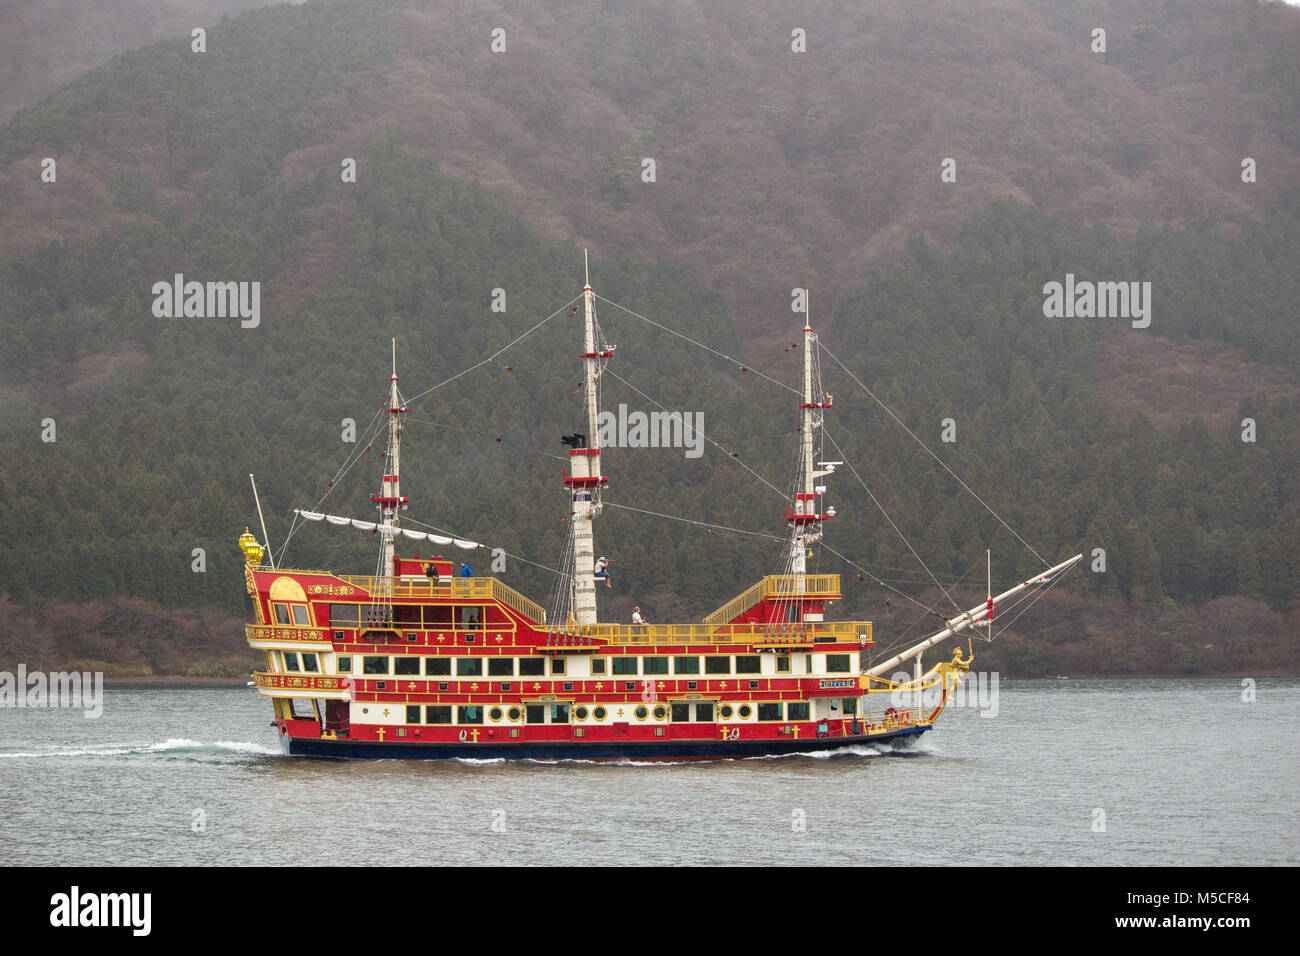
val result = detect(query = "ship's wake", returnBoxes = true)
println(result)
[0,738,280,761]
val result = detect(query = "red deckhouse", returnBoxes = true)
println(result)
[240,258,1077,759]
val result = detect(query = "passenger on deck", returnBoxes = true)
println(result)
[631,605,647,626]
[595,556,612,588]
[460,562,473,577]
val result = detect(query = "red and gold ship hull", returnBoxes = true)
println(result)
[243,558,964,760]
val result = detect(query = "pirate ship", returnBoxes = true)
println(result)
[240,260,1080,758]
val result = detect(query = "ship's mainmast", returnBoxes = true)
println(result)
[564,253,610,625]
[371,339,409,617]
[786,308,835,596]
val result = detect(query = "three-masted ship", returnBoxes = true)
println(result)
[240,264,1079,758]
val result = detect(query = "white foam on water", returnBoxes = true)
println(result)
[0,738,280,759]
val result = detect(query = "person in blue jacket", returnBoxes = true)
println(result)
[460,561,473,577]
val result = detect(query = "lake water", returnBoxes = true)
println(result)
[1,679,1295,866]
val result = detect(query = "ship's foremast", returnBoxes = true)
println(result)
[371,338,409,619]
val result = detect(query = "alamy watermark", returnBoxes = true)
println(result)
[595,403,704,459]
[151,273,260,328]
[1042,273,1151,329]
[889,669,999,718]
[0,666,104,718]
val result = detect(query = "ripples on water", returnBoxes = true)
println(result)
[1,680,1294,865]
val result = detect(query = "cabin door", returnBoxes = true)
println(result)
[324,699,350,737]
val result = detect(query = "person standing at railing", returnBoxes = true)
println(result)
[631,606,647,627]
[460,561,473,578]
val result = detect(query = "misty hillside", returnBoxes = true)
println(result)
[1,0,1297,676]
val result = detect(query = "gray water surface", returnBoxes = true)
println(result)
[1,679,1294,865]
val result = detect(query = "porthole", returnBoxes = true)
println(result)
[738,704,752,719]
[507,707,521,721]
[593,706,607,720]
[575,706,589,720]
[489,707,503,722]
[720,705,733,719]
[652,705,666,720]
[635,705,649,720]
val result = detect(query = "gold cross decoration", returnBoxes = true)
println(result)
[382,707,390,717]
[377,727,386,741]
[471,683,479,691]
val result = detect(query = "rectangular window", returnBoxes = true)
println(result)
[776,655,791,673]
[673,656,700,675]
[337,656,352,672]
[842,697,857,716]
[549,704,570,723]
[787,702,810,720]
[457,606,483,629]
[642,657,669,675]
[670,703,689,723]
[458,706,484,724]
[487,658,514,677]
[301,653,319,673]
[274,604,291,625]
[329,604,360,626]
[551,658,566,676]
[611,657,638,675]
[424,657,451,676]
[426,706,452,724]
[758,703,783,721]
[456,658,483,676]
[805,654,814,672]
[705,656,730,675]
[735,655,760,674]
[362,656,388,675]
[423,605,453,626]
[525,705,545,724]
[591,658,607,674]
[826,654,851,673]
[283,652,300,672]
[290,605,311,626]
[405,705,421,724]
[394,657,420,675]
[518,658,545,676]
[696,703,714,722]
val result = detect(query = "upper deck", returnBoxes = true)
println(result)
[246,567,870,650]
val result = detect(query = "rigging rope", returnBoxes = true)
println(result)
[819,343,1050,568]
[594,293,800,396]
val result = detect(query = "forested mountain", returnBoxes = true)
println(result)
[0,0,1297,676]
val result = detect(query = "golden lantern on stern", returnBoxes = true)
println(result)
[238,528,265,567]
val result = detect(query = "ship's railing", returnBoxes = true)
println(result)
[252,672,347,693]
[336,575,546,624]
[545,619,870,647]
[245,624,333,644]
[857,705,929,734]
[702,574,841,626]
